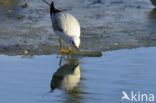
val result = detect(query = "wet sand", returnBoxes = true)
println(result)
[0,0,156,55]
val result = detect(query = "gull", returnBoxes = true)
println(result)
[43,0,81,55]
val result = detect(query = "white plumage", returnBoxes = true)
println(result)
[51,13,80,40]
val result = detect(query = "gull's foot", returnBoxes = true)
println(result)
[67,48,73,52]
[61,49,68,56]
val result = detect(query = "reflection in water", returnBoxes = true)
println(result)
[51,64,80,91]
[50,56,84,103]
[51,57,81,91]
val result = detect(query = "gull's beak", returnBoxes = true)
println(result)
[75,46,79,51]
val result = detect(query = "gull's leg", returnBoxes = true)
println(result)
[66,54,69,64]
[59,55,63,66]
[67,43,73,52]
[58,39,68,56]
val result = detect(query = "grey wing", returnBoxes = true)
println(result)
[52,15,64,32]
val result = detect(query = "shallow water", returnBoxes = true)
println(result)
[0,47,156,103]
[0,0,156,54]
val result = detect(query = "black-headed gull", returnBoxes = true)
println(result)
[48,1,81,55]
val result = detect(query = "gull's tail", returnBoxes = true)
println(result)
[50,2,55,13]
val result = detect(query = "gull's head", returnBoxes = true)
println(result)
[70,37,80,51]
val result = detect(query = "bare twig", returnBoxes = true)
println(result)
[43,0,50,6]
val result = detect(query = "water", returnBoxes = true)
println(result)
[0,47,156,103]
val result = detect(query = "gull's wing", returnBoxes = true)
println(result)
[52,13,80,38]
[51,14,64,33]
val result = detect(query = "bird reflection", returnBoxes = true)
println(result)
[50,57,80,91]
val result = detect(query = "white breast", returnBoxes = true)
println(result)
[51,12,80,41]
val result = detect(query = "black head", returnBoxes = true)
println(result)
[50,2,62,14]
